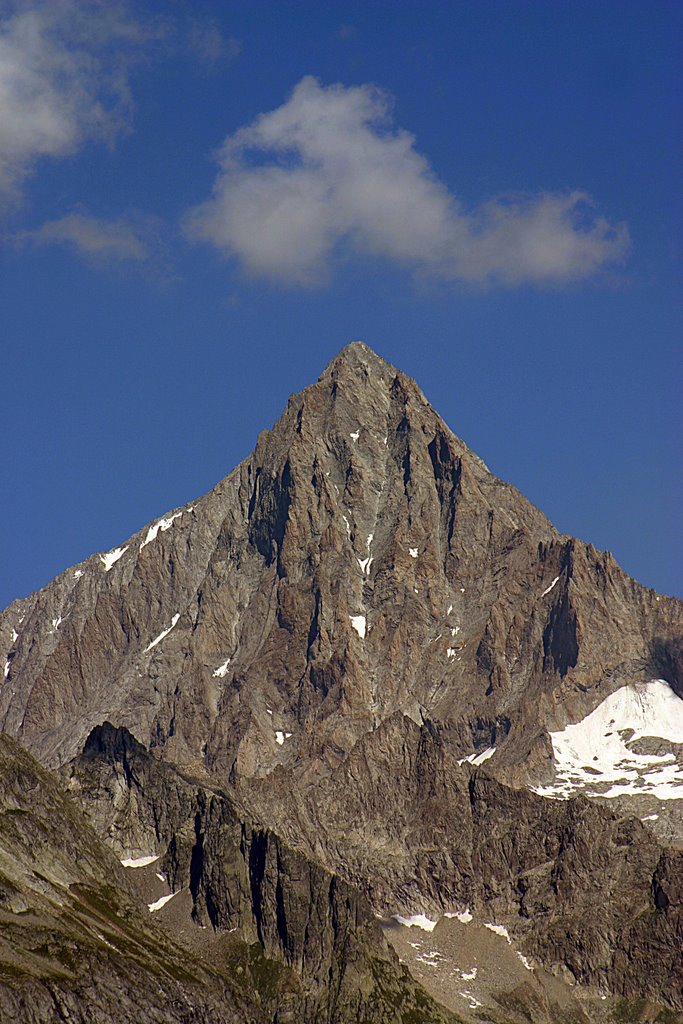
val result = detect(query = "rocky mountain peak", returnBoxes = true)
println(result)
[2,342,681,793]
[319,338,396,379]
[1,342,683,1021]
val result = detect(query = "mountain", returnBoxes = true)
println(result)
[1,341,682,1023]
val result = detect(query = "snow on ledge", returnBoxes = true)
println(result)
[484,923,511,943]
[148,891,179,913]
[445,909,473,924]
[350,614,367,639]
[140,507,193,550]
[145,613,180,652]
[121,855,159,868]
[541,575,560,597]
[458,746,496,767]
[213,658,231,678]
[392,913,438,932]
[100,546,127,571]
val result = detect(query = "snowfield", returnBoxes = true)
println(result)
[533,679,683,801]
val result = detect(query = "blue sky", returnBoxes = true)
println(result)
[1,0,681,605]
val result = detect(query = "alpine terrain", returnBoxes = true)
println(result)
[1,341,681,1023]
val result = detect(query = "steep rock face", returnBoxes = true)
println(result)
[2,341,682,1012]
[0,733,265,1024]
[65,723,460,1024]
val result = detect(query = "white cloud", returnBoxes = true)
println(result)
[14,211,152,262]
[184,76,630,287]
[0,0,159,203]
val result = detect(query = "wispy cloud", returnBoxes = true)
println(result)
[0,1,237,206]
[14,210,155,264]
[0,0,159,204]
[184,76,630,288]
[187,18,241,65]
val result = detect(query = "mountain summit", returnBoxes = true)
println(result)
[1,343,682,1021]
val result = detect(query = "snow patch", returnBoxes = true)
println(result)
[145,614,180,652]
[357,556,373,575]
[342,514,352,540]
[461,967,477,981]
[447,648,456,659]
[517,952,533,971]
[100,546,127,571]
[275,731,292,746]
[51,617,62,630]
[532,680,683,802]
[155,873,165,882]
[73,569,84,580]
[392,914,437,932]
[642,813,659,821]
[541,575,560,597]
[445,909,473,924]
[3,659,10,680]
[416,950,442,966]
[121,855,159,868]
[350,614,367,639]
[458,747,496,767]
[140,508,192,550]
[409,547,418,558]
[11,630,18,642]
[447,604,453,615]
[459,991,482,1009]
[484,923,511,943]
[213,658,231,678]
[148,891,179,913]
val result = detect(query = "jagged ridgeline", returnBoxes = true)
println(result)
[1,342,682,1023]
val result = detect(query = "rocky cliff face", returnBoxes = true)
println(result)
[0,725,459,1024]
[1,342,682,1021]
[63,722,459,1024]
[0,731,266,1024]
